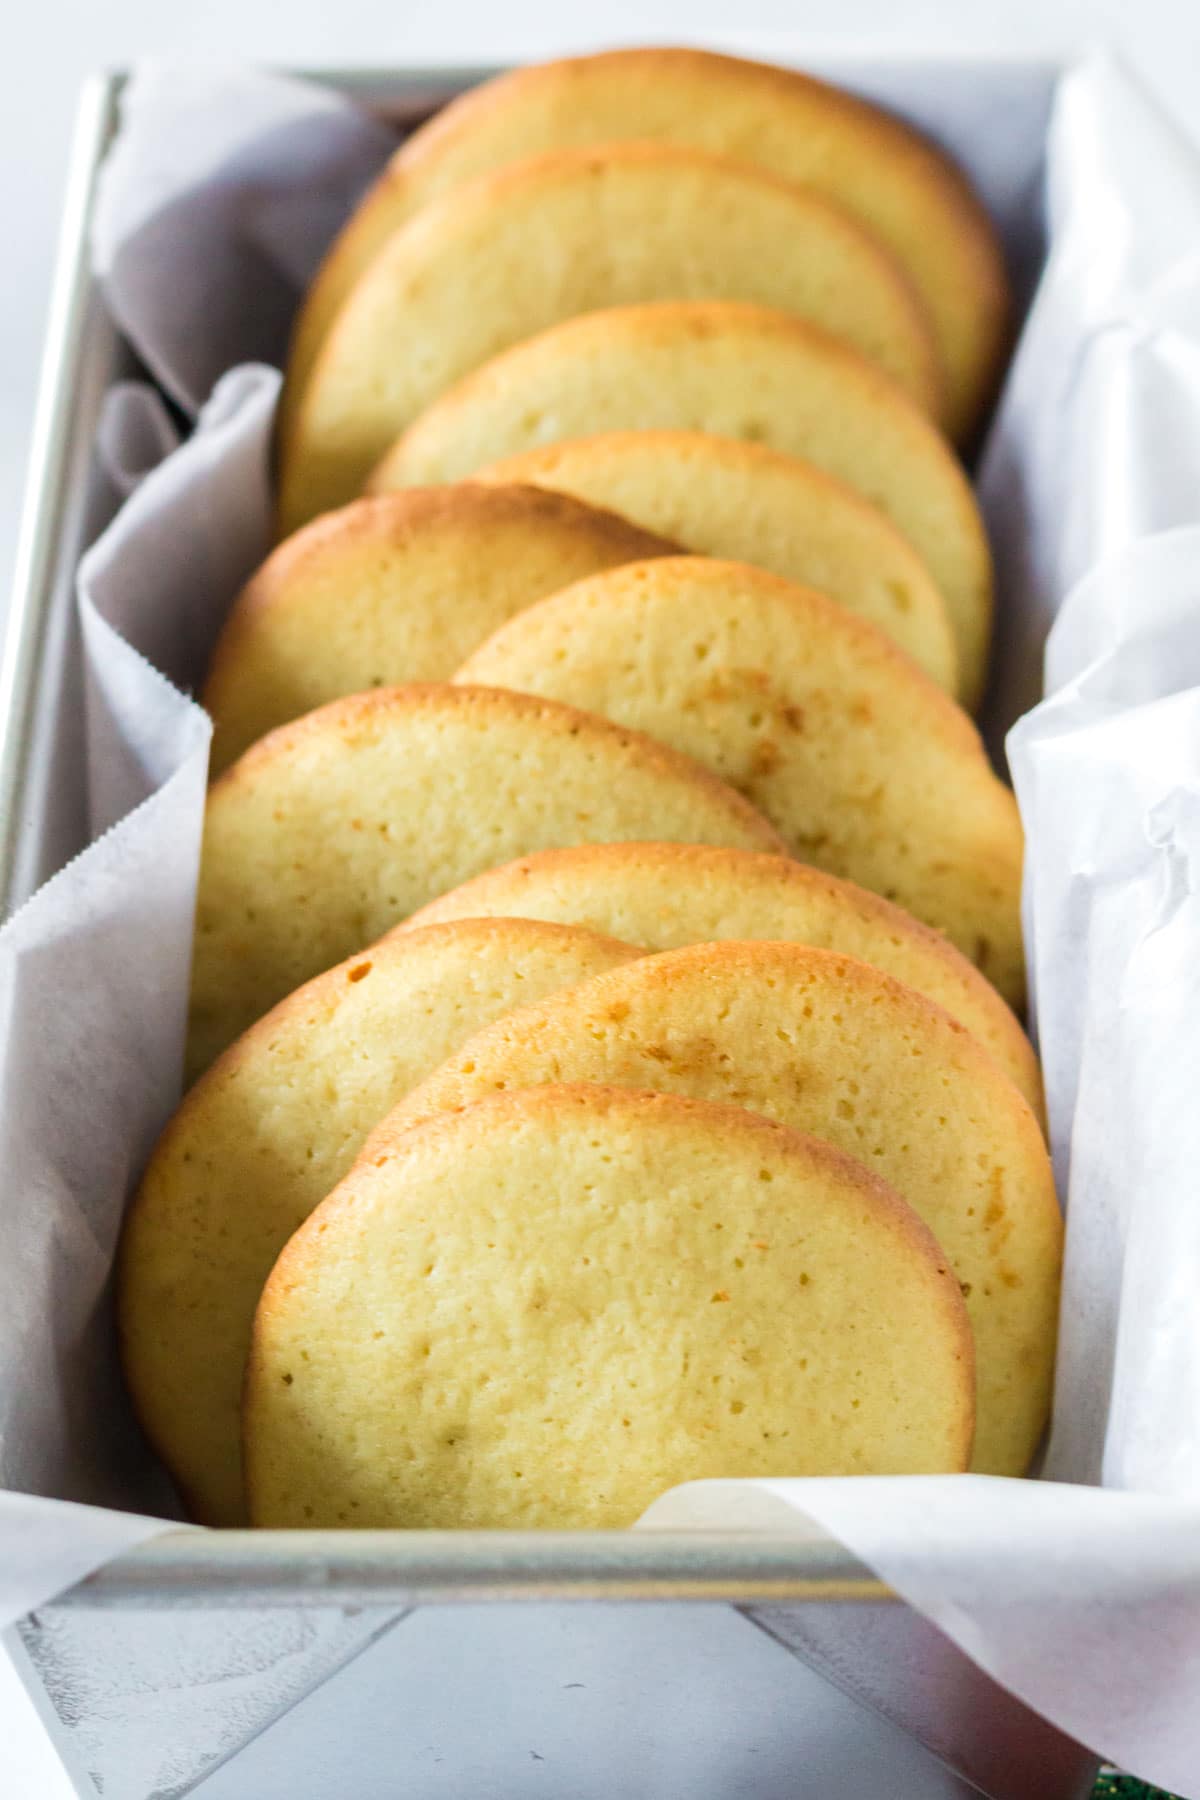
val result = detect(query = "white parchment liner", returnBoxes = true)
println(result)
[2,47,1200,1795]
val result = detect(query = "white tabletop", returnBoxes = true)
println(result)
[2,4,1198,1793]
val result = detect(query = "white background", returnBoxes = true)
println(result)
[3,3,1199,1794]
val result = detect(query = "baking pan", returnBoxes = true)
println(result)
[1,62,1098,1800]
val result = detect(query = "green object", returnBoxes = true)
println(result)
[1093,1772,1182,1799]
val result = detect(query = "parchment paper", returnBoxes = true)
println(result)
[3,44,1200,1797]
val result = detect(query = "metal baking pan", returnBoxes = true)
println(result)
[1,61,1099,1800]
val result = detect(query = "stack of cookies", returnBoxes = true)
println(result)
[117,47,1062,1533]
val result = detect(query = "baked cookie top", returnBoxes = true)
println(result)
[405,841,1041,1120]
[279,142,941,529]
[387,940,1062,1477]
[454,555,1023,1004]
[187,681,782,1078]
[287,45,1007,445]
[121,915,642,1524]
[396,431,958,697]
[204,483,672,773]
[245,1082,975,1528]
[381,302,992,706]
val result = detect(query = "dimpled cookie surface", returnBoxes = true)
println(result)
[245,1085,974,1528]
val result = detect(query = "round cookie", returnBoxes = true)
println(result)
[204,484,674,774]
[279,142,942,530]
[384,432,957,697]
[453,556,1024,1006]
[405,843,1041,1122]
[386,942,1062,1477]
[188,682,783,1079]
[377,302,992,706]
[245,1084,976,1529]
[120,916,643,1526]
[286,46,1008,444]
